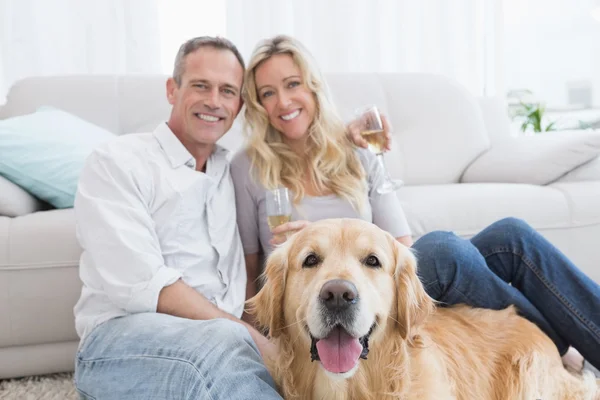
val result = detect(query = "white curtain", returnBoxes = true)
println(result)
[227,0,500,96]
[0,0,162,102]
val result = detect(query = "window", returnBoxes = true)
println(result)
[503,0,600,131]
[157,0,227,74]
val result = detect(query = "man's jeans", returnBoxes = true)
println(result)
[75,314,282,400]
[413,217,600,368]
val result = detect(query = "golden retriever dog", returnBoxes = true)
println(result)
[247,219,599,400]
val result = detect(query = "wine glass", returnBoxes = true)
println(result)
[355,105,403,194]
[265,187,292,230]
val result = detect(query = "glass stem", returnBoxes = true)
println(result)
[376,153,392,181]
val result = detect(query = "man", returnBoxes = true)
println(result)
[73,37,281,399]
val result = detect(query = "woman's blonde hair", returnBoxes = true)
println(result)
[242,35,365,210]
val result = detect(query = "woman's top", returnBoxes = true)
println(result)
[230,147,411,258]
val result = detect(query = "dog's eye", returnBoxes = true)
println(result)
[302,253,320,268]
[364,255,381,268]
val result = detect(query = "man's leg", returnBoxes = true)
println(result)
[75,313,281,400]
[469,217,600,369]
[412,228,569,356]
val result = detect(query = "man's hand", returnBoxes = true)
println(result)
[158,279,278,364]
[250,330,277,365]
[269,220,311,246]
[347,113,393,151]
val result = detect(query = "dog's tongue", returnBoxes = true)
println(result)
[315,327,363,373]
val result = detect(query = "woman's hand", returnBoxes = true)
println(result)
[347,113,393,151]
[269,220,311,246]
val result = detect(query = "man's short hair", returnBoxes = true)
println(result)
[172,36,245,86]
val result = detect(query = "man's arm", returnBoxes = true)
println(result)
[77,150,275,360]
[158,279,275,361]
[76,149,182,314]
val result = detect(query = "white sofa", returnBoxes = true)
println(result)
[0,74,599,379]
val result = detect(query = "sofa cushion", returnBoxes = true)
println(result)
[396,182,600,238]
[0,175,45,217]
[461,131,600,186]
[554,155,600,183]
[548,181,600,226]
[477,96,513,144]
[325,73,491,185]
[0,107,116,209]
[0,209,81,347]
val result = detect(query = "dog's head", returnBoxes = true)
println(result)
[247,218,434,379]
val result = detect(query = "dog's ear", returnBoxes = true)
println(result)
[392,240,435,341]
[246,245,288,337]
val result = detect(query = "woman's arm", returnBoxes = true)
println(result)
[242,252,261,325]
[245,253,261,300]
[347,113,393,151]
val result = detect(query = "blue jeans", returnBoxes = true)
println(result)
[412,217,600,369]
[74,313,282,400]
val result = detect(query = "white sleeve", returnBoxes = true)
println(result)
[75,149,181,313]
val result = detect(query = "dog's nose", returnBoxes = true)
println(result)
[319,279,358,311]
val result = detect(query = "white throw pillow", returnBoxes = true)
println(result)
[461,131,600,185]
[0,175,45,217]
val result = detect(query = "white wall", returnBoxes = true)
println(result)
[503,0,600,107]
[157,0,227,74]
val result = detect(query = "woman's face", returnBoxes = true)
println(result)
[254,53,317,147]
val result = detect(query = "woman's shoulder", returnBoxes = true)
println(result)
[230,148,263,190]
[230,148,252,172]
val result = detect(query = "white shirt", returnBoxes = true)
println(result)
[73,123,246,341]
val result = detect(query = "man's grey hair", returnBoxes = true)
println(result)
[172,36,245,86]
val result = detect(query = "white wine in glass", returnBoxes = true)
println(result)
[267,214,291,229]
[355,105,403,194]
[361,129,387,154]
[265,187,292,229]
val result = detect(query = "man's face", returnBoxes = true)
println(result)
[167,47,244,147]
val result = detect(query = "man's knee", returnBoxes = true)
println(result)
[199,318,254,347]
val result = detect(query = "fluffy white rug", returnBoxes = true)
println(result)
[0,372,77,400]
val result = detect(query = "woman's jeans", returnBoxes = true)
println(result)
[75,314,282,400]
[412,217,600,368]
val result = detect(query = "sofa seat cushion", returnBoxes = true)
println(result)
[0,209,81,347]
[549,181,600,226]
[397,183,600,238]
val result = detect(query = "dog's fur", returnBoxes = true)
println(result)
[248,219,599,400]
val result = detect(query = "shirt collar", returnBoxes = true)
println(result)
[153,122,231,170]
[153,122,195,169]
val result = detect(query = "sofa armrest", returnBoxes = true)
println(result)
[461,130,600,185]
[0,175,45,217]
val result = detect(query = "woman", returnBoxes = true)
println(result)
[230,35,600,372]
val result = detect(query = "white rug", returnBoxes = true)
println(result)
[0,373,77,400]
